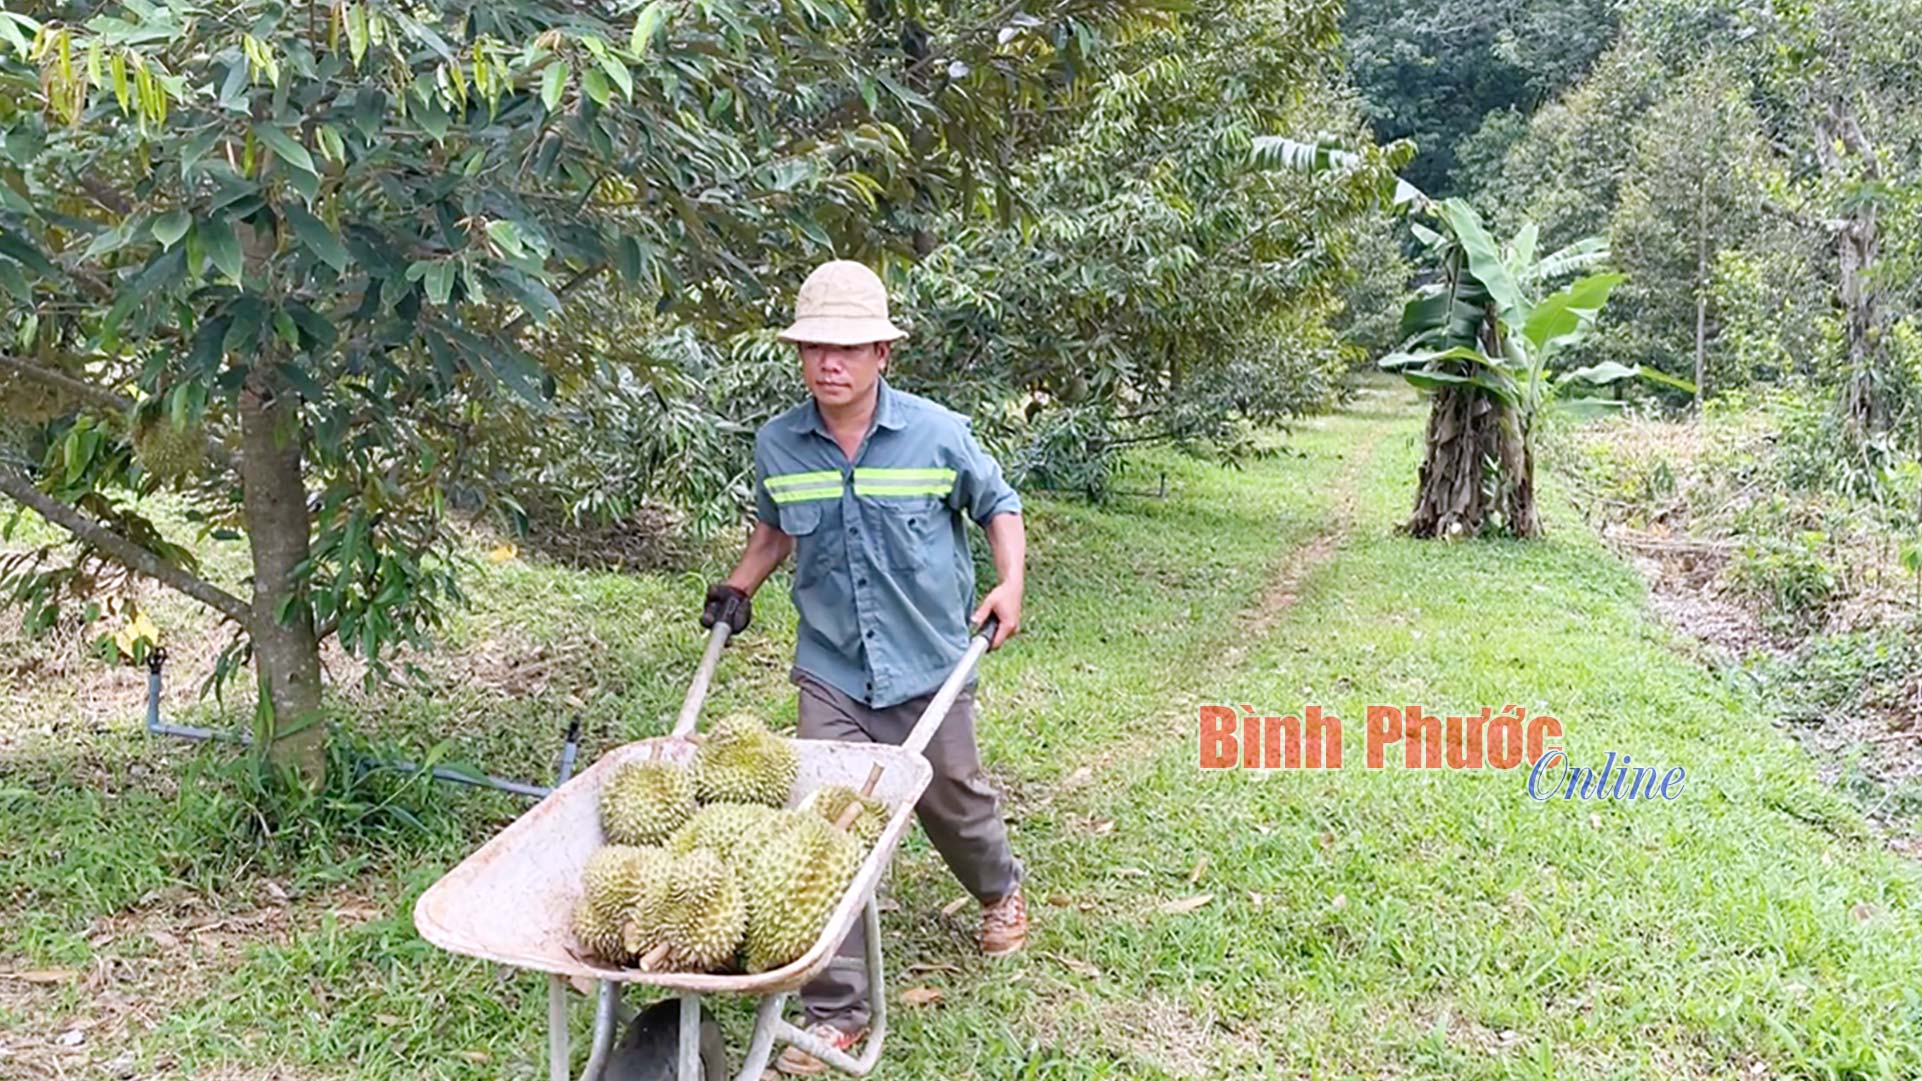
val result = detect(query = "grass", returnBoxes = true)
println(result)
[6,380,1922,1078]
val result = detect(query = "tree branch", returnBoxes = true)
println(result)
[0,465,255,626]
[0,352,134,413]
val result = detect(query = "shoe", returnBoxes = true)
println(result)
[775,1021,867,1076]
[980,886,1029,957]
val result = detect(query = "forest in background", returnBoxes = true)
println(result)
[1344,0,1922,818]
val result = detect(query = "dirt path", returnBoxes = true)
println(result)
[1215,397,1388,672]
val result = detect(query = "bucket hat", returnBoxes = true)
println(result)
[776,260,909,345]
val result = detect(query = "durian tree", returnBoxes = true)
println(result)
[0,0,1164,783]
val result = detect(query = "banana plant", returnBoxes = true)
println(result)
[1380,198,1694,431]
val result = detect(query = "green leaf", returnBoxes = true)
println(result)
[597,51,633,101]
[1521,272,1624,354]
[284,202,349,273]
[426,261,455,306]
[1437,199,1524,326]
[580,67,612,106]
[485,220,525,260]
[198,216,243,283]
[540,60,568,112]
[152,209,191,249]
[631,1,667,53]
[253,124,317,176]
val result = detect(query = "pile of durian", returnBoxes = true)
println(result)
[570,713,893,975]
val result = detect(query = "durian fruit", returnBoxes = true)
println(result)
[571,844,668,964]
[692,713,798,807]
[131,415,206,483]
[667,802,784,871]
[0,369,71,424]
[799,784,890,848]
[600,758,697,845]
[653,847,746,971]
[740,812,863,973]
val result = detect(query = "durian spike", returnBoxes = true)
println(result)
[834,763,887,832]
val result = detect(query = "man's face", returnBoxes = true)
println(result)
[799,341,890,409]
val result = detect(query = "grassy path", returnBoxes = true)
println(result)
[7,383,1922,1079]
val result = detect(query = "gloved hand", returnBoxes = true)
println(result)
[700,582,752,634]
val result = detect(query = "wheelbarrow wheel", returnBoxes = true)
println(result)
[604,996,726,1081]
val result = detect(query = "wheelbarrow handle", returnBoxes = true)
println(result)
[669,622,732,741]
[901,614,999,758]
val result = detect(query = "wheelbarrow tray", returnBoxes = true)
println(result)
[413,734,932,996]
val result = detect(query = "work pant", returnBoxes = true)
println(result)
[791,668,1022,1030]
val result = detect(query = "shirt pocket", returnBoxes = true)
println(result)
[870,495,946,573]
[780,501,832,589]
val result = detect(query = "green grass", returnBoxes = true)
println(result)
[6,382,1922,1078]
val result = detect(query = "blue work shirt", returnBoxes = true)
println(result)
[753,379,1022,708]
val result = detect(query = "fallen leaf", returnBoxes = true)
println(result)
[1046,893,1072,908]
[876,898,901,914]
[459,1050,491,1064]
[900,986,943,1007]
[57,1029,84,1048]
[941,895,971,917]
[1064,767,1093,788]
[148,930,180,950]
[1588,813,1602,830]
[905,963,959,975]
[1158,893,1214,915]
[1249,892,1264,909]
[1188,856,1208,884]
[376,1014,404,1026]
[0,970,79,984]
[1331,893,1347,910]
[1112,867,1149,878]
[264,880,289,901]
[1850,902,1877,922]
[1046,953,1100,979]
[1318,831,1336,849]
[1086,817,1115,834]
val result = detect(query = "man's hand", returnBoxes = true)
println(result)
[701,582,753,633]
[971,582,1021,650]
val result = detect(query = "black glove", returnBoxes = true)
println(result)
[700,582,752,634]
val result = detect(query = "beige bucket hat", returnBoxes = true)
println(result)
[776,260,909,345]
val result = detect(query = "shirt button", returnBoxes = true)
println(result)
[865,629,876,639]
[857,577,868,587]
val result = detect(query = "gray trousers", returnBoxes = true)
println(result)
[792,668,1022,1029]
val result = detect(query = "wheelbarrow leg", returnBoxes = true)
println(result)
[579,979,623,1080]
[730,991,790,1081]
[549,975,571,1081]
[678,992,703,1081]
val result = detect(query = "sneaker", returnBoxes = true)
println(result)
[775,1021,867,1076]
[979,886,1029,957]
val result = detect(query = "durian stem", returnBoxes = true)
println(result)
[836,763,888,831]
[640,941,672,970]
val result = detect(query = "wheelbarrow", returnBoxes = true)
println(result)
[412,615,1000,1080]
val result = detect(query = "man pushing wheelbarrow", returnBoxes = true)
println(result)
[700,259,1030,1075]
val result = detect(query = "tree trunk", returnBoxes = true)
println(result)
[237,371,325,785]
[1405,384,1539,539]
[1693,176,1710,409]
[1815,104,1894,443]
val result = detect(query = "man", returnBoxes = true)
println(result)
[701,259,1029,1075]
